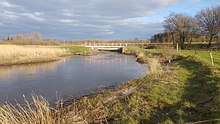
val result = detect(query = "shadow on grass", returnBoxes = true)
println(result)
[144,57,220,123]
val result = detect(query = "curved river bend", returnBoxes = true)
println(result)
[0,53,146,104]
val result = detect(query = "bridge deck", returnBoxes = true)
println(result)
[85,46,124,48]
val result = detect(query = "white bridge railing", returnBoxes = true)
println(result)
[81,42,147,47]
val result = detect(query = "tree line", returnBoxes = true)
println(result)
[152,5,220,49]
[4,32,42,41]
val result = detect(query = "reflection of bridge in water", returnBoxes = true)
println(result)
[77,42,172,52]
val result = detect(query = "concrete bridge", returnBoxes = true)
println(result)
[83,42,146,52]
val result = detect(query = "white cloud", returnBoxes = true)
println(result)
[1,10,19,20]
[61,9,74,17]
[22,13,45,21]
[0,1,17,8]
[107,31,114,35]
[1,0,206,40]
[59,19,79,23]
[0,10,45,21]
[10,0,181,18]
[0,1,45,22]
[34,12,43,16]
[119,18,163,25]
[63,12,73,17]
[89,0,181,17]
[5,14,19,20]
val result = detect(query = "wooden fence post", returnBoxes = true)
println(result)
[176,43,179,52]
[210,52,214,66]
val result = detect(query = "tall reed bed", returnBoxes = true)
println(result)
[0,94,87,124]
[0,45,70,65]
[0,95,55,124]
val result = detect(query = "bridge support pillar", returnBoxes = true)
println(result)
[122,47,125,53]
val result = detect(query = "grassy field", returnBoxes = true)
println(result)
[0,45,71,65]
[144,48,220,68]
[141,48,220,122]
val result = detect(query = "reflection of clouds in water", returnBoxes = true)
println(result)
[83,53,129,67]
[0,53,147,104]
[0,59,67,81]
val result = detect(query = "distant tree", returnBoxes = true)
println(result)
[164,13,197,49]
[195,5,220,47]
[32,32,42,40]
[15,34,23,40]
[151,32,175,43]
[6,36,13,41]
[6,36,10,41]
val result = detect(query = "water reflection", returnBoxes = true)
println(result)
[0,59,66,82]
[0,53,146,104]
[82,54,129,69]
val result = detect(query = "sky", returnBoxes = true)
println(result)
[0,0,219,40]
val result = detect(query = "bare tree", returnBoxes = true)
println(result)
[32,32,42,40]
[189,18,200,44]
[15,34,23,40]
[196,5,220,47]
[164,13,196,49]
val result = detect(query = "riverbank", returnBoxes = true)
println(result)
[0,45,96,66]
[0,47,219,123]
[62,45,97,55]
[61,47,220,123]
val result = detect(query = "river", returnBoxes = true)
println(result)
[0,53,146,104]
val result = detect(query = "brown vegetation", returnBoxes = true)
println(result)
[0,95,56,124]
[0,45,71,65]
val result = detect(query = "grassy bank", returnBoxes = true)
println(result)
[0,45,71,65]
[61,47,220,123]
[144,48,220,68]
[0,47,219,123]
[62,45,97,55]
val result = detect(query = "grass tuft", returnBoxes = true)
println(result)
[0,95,56,124]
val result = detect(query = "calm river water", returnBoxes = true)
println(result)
[0,53,146,104]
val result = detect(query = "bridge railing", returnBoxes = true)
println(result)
[74,42,173,47]
[81,42,151,47]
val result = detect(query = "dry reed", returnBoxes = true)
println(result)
[0,94,88,124]
[147,57,163,74]
[0,45,70,65]
[0,95,56,124]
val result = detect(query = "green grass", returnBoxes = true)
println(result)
[178,50,220,68]
[62,45,96,55]
[144,49,220,68]
[107,47,220,123]
[184,42,209,49]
